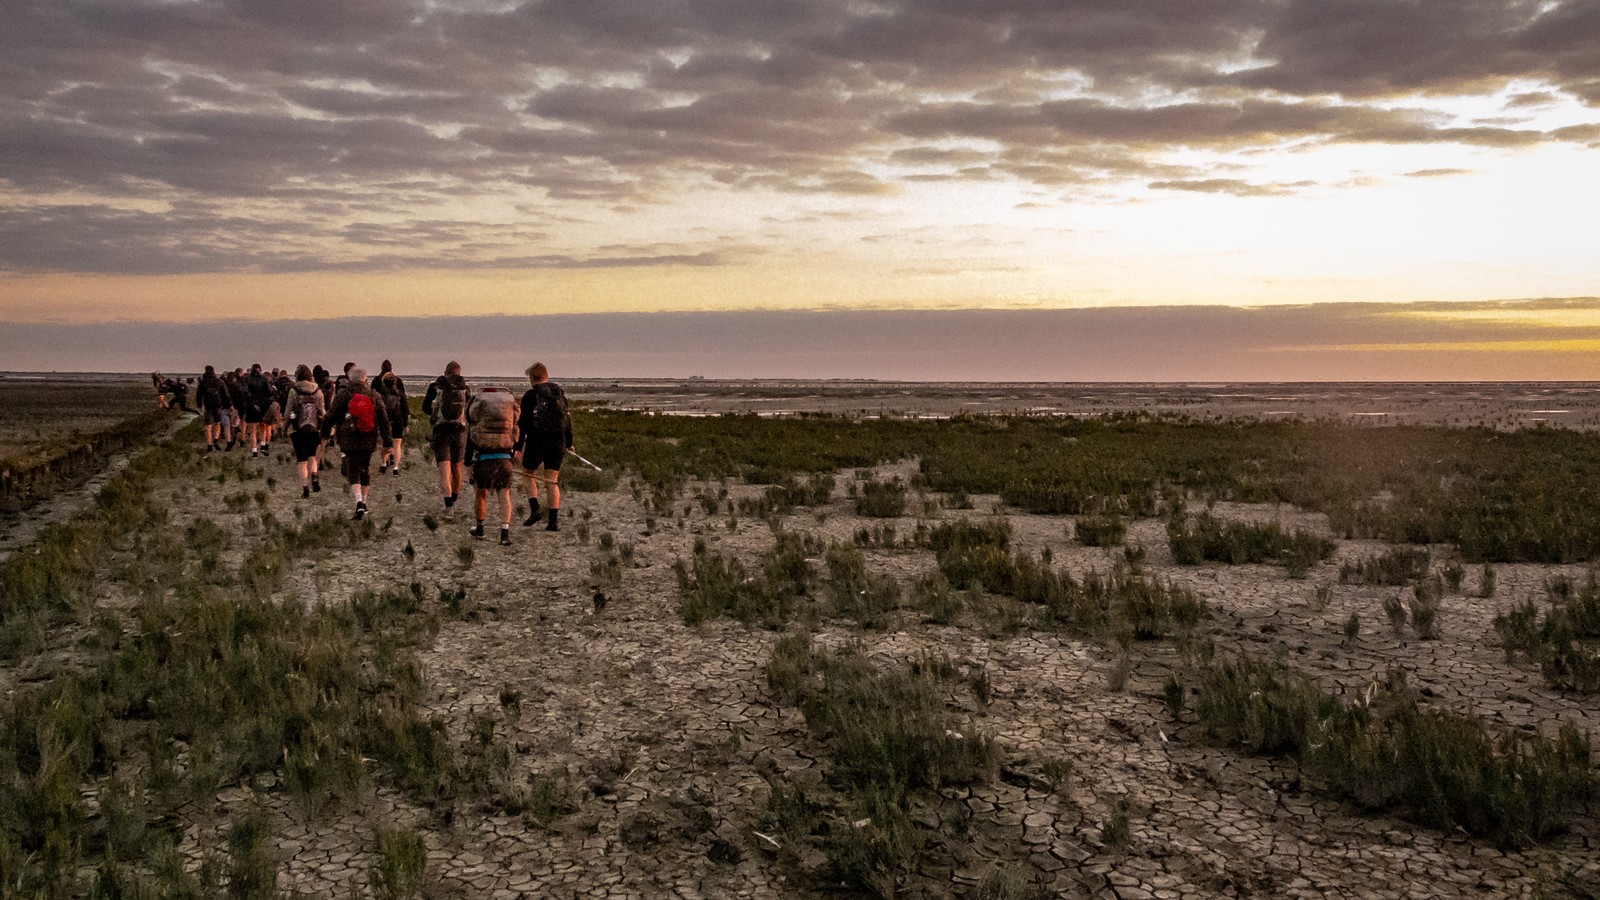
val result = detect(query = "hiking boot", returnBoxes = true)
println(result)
[378,460,388,474]
[499,527,511,546]
[302,485,311,499]
[545,509,560,532]
[311,477,321,493]
[469,523,485,540]
[444,495,456,509]
[523,501,541,527]
[393,467,402,477]
[250,449,258,458]
[354,501,367,521]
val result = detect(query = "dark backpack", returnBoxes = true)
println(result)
[292,388,321,430]
[384,393,405,425]
[533,384,568,435]
[348,392,377,433]
[433,381,467,430]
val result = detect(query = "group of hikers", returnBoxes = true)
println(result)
[171,360,573,545]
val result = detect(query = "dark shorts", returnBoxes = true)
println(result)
[432,427,467,464]
[473,457,513,490]
[243,406,265,424]
[342,449,374,486]
[291,427,322,462]
[521,438,565,473]
[202,406,224,424]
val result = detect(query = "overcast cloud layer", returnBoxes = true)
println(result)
[3,0,1598,276]
[7,299,1600,381]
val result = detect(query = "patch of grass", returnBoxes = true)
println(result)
[854,477,908,518]
[1196,658,1598,848]
[371,823,427,900]
[1073,514,1126,547]
[1167,506,1333,576]
[675,534,816,628]
[1492,578,1600,693]
[1340,547,1431,586]
[825,542,901,630]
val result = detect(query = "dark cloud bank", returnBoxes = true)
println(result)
[7,300,1600,381]
[2,0,1597,275]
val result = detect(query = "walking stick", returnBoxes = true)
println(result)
[565,448,604,472]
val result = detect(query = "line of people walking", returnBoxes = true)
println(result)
[191,359,573,543]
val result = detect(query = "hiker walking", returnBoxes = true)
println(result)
[375,359,409,476]
[467,385,519,544]
[422,361,471,510]
[287,365,326,498]
[243,363,274,456]
[514,362,573,532]
[197,365,230,451]
[223,369,247,449]
[321,367,392,520]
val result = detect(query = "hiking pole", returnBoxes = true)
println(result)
[566,448,604,472]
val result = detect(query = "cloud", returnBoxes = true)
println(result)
[1,0,1597,275]
[9,298,1600,381]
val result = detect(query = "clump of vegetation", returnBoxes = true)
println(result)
[371,824,428,900]
[1073,513,1126,547]
[1167,507,1332,577]
[761,639,996,897]
[854,477,909,518]
[1196,659,1597,847]
[1340,547,1430,586]
[675,531,819,628]
[825,542,902,629]
[1493,577,1600,693]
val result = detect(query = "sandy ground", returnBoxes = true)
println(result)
[131,433,1599,899]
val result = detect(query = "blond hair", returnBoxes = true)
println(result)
[526,362,548,384]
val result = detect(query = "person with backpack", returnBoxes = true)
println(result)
[514,362,573,532]
[243,363,275,457]
[287,365,326,498]
[320,367,392,520]
[466,385,519,544]
[223,369,247,450]
[422,361,471,510]
[197,365,229,451]
[374,359,409,476]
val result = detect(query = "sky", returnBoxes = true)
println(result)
[2,0,1598,378]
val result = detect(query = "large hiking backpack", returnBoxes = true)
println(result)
[468,389,518,450]
[199,375,225,408]
[532,383,569,436]
[383,393,405,427]
[348,392,378,434]
[432,380,468,431]
[292,388,321,430]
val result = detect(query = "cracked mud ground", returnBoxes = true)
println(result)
[117,437,1595,900]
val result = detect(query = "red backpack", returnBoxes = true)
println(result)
[348,392,377,433]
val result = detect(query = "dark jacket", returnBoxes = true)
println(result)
[197,372,227,410]
[224,374,247,411]
[515,382,572,451]
[422,373,471,435]
[321,382,392,453]
[374,372,410,435]
[243,372,274,415]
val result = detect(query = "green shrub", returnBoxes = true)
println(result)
[855,478,908,518]
[371,824,427,900]
[1168,509,1333,573]
[1073,514,1126,547]
[1340,547,1431,586]
[1196,658,1598,847]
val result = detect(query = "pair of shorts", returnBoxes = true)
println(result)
[342,449,374,486]
[473,457,513,490]
[432,427,468,464]
[290,427,321,462]
[520,438,565,473]
[203,406,224,424]
[221,408,239,428]
[243,406,265,424]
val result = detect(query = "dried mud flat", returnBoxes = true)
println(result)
[126,444,1599,899]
